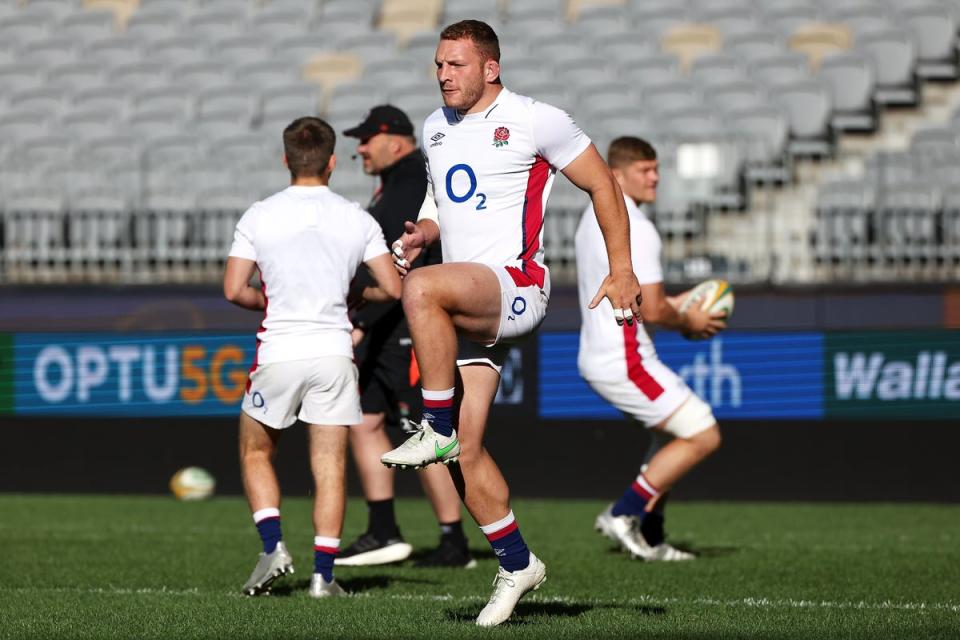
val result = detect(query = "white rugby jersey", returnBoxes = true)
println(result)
[422,88,590,292]
[229,185,389,364]
[576,194,666,383]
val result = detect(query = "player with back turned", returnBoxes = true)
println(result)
[384,20,644,626]
[223,117,400,598]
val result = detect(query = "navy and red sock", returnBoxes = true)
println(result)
[481,510,530,573]
[422,388,455,437]
[611,473,660,518]
[314,536,339,582]
[253,507,282,553]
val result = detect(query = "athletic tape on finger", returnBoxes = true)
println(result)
[613,308,625,322]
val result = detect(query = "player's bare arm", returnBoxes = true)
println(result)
[223,256,266,310]
[561,144,643,324]
[361,253,403,302]
[641,281,727,338]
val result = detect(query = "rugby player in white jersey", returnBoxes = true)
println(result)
[223,117,401,598]
[383,20,644,626]
[576,136,725,562]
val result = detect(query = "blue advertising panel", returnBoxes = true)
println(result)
[14,333,255,416]
[539,331,824,420]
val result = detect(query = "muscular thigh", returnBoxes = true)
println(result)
[403,262,502,342]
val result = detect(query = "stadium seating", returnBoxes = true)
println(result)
[1,0,959,284]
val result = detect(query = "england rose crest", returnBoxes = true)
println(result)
[493,126,510,147]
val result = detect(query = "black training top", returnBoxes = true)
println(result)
[351,148,441,347]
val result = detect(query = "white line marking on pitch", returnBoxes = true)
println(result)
[4,586,959,613]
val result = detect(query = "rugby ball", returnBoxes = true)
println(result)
[169,466,216,501]
[677,279,735,319]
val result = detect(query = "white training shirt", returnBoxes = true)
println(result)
[229,185,389,364]
[422,88,590,293]
[576,193,665,380]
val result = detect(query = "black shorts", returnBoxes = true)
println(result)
[357,341,420,424]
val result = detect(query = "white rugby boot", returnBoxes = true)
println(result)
[594,505,655,560]
[380,421,459,469]
[475,552,547,627]
[648,543,696,561]
[241,541,294,596]
[308,574,347,598]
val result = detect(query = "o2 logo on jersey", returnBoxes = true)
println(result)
[511,297,527,316]
[445,164,487,210]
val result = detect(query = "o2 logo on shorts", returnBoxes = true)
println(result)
[445,163,487,210]
[511,296,527,319]
[251,390,267,414]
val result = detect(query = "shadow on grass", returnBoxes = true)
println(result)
[268,573,438,596]
[407,548,496,564]
[443,600,602,625]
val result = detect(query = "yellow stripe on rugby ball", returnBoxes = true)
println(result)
[678,279,735,319]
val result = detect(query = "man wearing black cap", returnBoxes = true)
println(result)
[337,105,475,569]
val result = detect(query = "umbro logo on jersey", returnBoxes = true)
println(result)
[429,132,445,147]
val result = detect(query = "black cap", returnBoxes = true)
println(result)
[343,105,414,139]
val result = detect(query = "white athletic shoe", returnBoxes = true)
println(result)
[648,543,696,562]
[475,552,547,627]
[334,532,413,566]
[241,541,294,596]
[308,573,347,598]
[595,505,653,559]
[595,505,696,562]
[380,422,460,469]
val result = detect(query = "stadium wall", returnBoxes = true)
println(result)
[1,286,958,501]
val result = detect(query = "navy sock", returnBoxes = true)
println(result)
[367,499,399,540]
[422,389,455,437]
[314,537,339,582]
[611,474,659,518]
[253,509,282,554]
[640,511,666,546]
[482,512,530,572]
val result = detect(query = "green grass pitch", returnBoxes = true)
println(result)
[3,495,959,639]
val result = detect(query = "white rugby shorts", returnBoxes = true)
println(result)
[242,356,361,429]
[454,265,548,373]
[584,358,714,436]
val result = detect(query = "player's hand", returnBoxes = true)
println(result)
[683,307,728,339]
[350,327,365,348]
[589,270,643,326]
[392,221,425,277]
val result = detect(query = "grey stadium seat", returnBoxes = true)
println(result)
[233,61,304,93]
[898,2,958,80]
[84,35,145,67]
[72,85,132,116]
[770,79,833,157]
[75,135,143,169]
[9,86,70,118]
[16,135,73,169]
[214,37,272,68]
[875,182,941,265]
[58,10,116,44]
[629,4,689,36]
[174,61,233,91]
[248,8,313,41]
[724,30,788,62]
[596,35,660,65]
[196,85,261,123]
[17,36,79,66]
[61,108,121,141]
[728,105,791,182]
[689,53,748,86]
[261,84,324,129]
[0,64,45,95]
[703,80,766,113]
[620,54,683,88]
[212,133,278,170]
[761,4,822,36]
[855,28,918,107]
[575,5,634,38]
[818,52,876,133]
[47,62,108,92]
[133,86,196,119]
[186,8,246,41]
[747,52,811,86]
[910,125,960,157]
[504,0,567,21]
[814,179,875,267]
[269,34,330,66]
[125,9,184,41]
[109,61,171,91]
[0,12,54,46]
[147,36,211,66]
[639,80,702,115]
